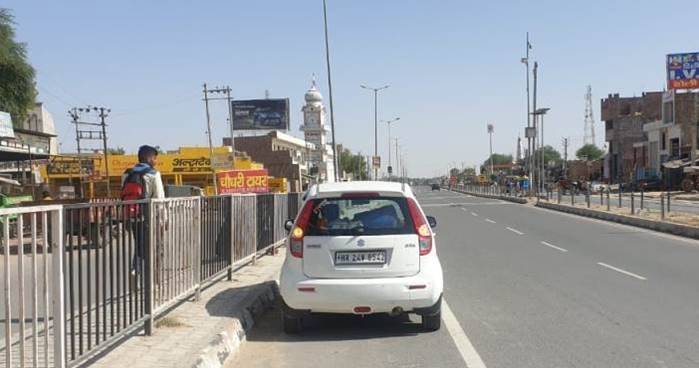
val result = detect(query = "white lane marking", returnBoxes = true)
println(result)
[597,262,647,280]
[471,212,478,217]
[442,299,487,368]
[485,218,496,224]
[421,202,509,208]
[506,227,524,235]
[540,241,568,252]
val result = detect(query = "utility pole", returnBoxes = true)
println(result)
[226,86,235,167]
[394,138,400,181]
[521,33,532,194]
[98,107,111,197]
[71,106,112,198]
[532,61,539,196]
[487,124,494,176]
[322,0,339,181]
[562,137,569,179]
[202,83,218,194]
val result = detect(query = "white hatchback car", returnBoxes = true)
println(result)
[279,181,443,333]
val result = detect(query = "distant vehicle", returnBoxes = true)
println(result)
[431,183,440,191]
[279,182,443,333]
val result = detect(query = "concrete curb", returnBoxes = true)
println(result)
[192,282,277,368]
[448,188,528,204]
[536,201,699,240]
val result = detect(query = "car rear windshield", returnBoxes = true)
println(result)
[305,196,415,236]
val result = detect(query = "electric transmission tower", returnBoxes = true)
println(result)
[584,85,596,145]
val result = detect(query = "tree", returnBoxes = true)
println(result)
[0,9,36,125]
[338,147,368,180]
[534,145,562,166]
[482,153,513,168]
[576,144,604,161]
[107,147,125,155]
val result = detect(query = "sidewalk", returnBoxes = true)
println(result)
[84,251,285,368]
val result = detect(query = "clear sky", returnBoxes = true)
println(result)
[5,0,694,177]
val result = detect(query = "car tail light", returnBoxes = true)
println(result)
[407,198,432,256]
[290,200,315,258]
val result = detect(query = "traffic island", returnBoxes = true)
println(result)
[536,201,699,240]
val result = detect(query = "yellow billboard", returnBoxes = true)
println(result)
[42,147,263,179]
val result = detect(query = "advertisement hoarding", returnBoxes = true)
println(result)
[0,111,15,138]
[232,99,289,130]
[217,169,269,194]
[667,52,699,90]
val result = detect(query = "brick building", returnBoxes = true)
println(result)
[223,131,315,192]
[601,92,662,182]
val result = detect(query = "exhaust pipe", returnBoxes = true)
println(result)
[389,306,404,317]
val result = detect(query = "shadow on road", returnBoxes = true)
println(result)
[245,303,424,343]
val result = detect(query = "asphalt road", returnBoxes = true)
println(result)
[229,187,699,368]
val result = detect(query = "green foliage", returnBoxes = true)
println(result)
[107,147,126,155]
[482,153,513,168]
[339,147,368,180]
[0,9,36,125]
[575,144,604,161]
[534,145,562,165]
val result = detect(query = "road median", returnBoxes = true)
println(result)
[536,201,699,240]
[447,187,528,204]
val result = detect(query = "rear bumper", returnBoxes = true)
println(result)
[280,262,443,315]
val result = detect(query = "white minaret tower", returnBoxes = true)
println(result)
[301,77,336,182]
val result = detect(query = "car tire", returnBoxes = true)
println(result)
[282,310,303,334]
[421,310,441,331]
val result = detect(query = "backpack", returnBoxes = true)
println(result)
[121,168,147,218]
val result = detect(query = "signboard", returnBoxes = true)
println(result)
[268,177,288,193]
[372,156,381,169]
[525,127,536,138]
[211,153,235,170]
[0,112,15,138]
[232,99,289,130]
[217,169,269,194]
[667,52,699,90]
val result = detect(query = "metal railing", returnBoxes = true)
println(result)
[1,205,64,368]
[62,199,150,364]
[1,192,297,367]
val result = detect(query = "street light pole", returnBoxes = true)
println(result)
[532,107,550,195]
[487,124,494,176]
[322,0,339,181]
[383,117,400,180]
[361,84,390,180]
[521,33,532,194]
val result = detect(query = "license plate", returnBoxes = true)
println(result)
[335,250,386,265]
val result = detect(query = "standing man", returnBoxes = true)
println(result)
[122,145,165,277]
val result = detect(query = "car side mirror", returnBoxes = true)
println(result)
[284,219,294,232]
[426,215,437,229]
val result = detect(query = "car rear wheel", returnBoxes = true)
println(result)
[282,310,303,334]
[421,310,441,331]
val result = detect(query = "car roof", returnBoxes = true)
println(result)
[306,181,414,199]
